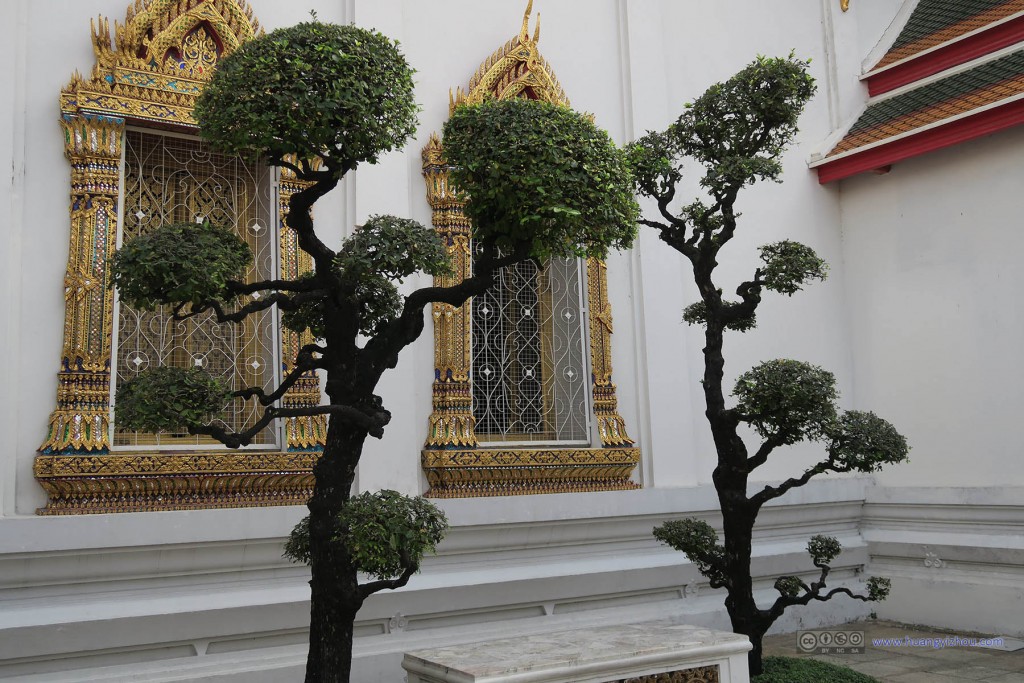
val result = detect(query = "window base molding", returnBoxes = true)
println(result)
[422,447,641,498]
[33,452,317,515]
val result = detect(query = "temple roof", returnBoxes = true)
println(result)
[873,0,1022,70]
[830,48,1024,157]
[813,0,1024,183]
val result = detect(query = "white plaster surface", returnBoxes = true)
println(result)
[1,0,1022,680]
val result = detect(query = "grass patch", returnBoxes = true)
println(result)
[753,656,880,682]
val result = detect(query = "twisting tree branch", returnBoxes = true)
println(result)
[766,561,872,623]
[358,240,532,388]
[232,348,325,406]
[285,177,342,273]
[358,549,418,599]
[749,458,853,510]
[190,404,389,448]
[746,433,786,471]
[172,290,326,325]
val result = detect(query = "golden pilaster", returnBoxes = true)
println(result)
[278,163,327,451]
[40,114,125,454]
[422,134,478,448]
[587,259,634,447]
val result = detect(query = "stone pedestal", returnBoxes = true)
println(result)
[402,620,751,682]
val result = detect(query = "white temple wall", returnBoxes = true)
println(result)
[1,0,1020,679]
[838,127,1024,638]
[840,126,1024,490]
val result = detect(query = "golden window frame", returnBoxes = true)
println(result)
[420,2,641,498]
[33,0,325,514]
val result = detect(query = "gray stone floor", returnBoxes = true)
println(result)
[762,620,1024,682]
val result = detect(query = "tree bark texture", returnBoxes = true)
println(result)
[304,418,365,683]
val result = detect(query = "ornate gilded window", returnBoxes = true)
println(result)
[472,257,590,445]
[420,2,641,497]
[34,0,323,514]
[113,129,278,448]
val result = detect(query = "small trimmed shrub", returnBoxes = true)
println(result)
[753,656,879,683]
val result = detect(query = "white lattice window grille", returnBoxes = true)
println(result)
[471,250,592,446]
[111,129,279,448]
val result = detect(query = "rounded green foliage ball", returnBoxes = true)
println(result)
[339,490,448,579]
[807,534,842,565]
[733,359,838,444]
[443,98,638,261]
[284,490,449,580]
[336,215,453,282]
[866,576,892,601]
[195,22,417,169]
[115,366,231,433]
[671,54,817,193]
[830,410,910,472]
[759,240,828,296]
[111,222,251,309]
[774,575,804,598]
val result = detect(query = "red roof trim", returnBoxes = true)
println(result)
[867,14,1024,96]
[815,97,1024,183]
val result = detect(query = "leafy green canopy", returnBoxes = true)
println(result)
[653,518,728,588]
[733,360,838,444]
[628,54,816,206]
[284,490,449,580]
[335,215,453,282]
[733,360,910,468]
[194,22,417,169]
[443,98,639,261]
[807,534,842,565]
[759,241,828,296]
[111,222,251,309]
[281,215,451,338]
[830,410,909,472]
[115,366,231,433]
[684,54,816,193]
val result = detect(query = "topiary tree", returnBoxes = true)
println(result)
[629,55,908,676]
[110,20,637,683]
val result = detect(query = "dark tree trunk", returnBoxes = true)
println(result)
[304,417,366,683]
[720,505,766,677]
[699,299,772,676]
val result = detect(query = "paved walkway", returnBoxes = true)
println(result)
[762,620,1024,682]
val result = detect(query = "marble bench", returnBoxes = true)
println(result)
[402,620,751,683]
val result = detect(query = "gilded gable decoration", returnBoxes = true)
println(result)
[36,0,326,514]
[62,0,262,127]
[421,1,641,498]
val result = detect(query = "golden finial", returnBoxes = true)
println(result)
[840,0,850,11]
[533,12,541,43]
[520,0,533,43]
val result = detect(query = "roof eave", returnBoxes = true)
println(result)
[812,96,1024,183]
[863,12,1024,96]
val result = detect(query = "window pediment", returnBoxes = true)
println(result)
[63,0,262,127]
